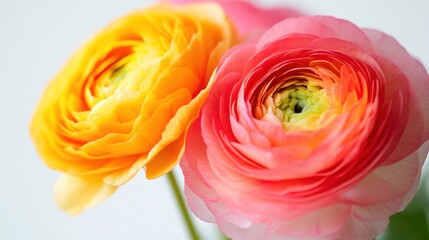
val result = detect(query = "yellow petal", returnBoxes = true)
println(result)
[102,153,149,186]
[145,133,186,179]
[145,69,218,178]
[54,174,117,215]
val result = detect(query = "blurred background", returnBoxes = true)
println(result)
[1,0,428,239]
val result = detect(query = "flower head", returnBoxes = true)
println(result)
[30,3,236,214]
[181,16,429,239]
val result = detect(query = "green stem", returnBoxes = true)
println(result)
[167,170,199,240]
[220,232,230,240]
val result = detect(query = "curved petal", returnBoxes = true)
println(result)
[364,28,429,161]
[163,0,300,36]
[54,174,117,215]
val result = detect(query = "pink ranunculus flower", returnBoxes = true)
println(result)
[162,0,301,37]
[181,16,429,239]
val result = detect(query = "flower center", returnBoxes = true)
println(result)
[108,63,128,86]
[263,81,329,131]
[85,45,136,107]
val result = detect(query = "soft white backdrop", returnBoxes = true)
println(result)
[1,0,428,239]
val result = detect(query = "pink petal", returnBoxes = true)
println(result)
[163,0,300,36]
[364,28,429,163]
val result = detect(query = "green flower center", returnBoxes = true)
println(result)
[272,83,328,130]
[110,64,128,85]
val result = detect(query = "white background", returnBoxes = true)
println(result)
[1,0,428,239]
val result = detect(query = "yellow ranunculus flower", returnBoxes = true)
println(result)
[30,3,236,215]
